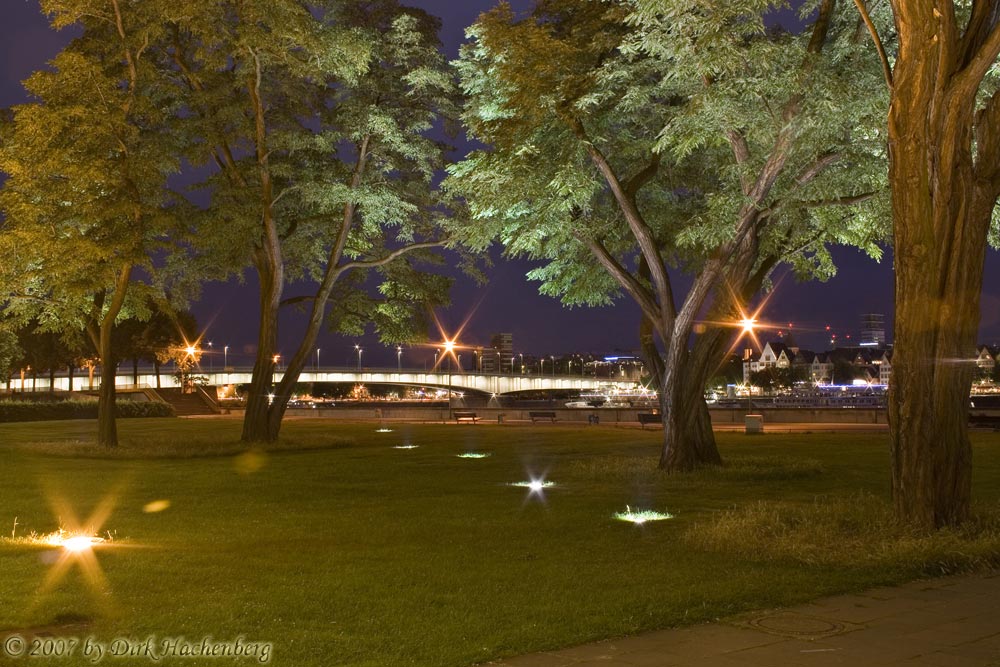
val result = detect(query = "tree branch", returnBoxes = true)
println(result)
[577,234,663,326]
[563,113,674,331]
[852,0,894,89]
[624,153,661,198]
[794,152,841,186]
[335,239,448,277]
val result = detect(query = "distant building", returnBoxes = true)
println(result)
[480,333,513,373]
[860,313,886,347]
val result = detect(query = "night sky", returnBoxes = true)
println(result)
[2,1,999,368]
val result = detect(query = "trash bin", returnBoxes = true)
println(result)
[745,414,764,434]
[588,414,600,425]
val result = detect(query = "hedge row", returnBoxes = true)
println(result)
[0,399,174,422]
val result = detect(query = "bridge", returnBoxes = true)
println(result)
[18,366,633,396]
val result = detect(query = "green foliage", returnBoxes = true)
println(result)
[449,0,890,307]
[0,398,173,423]
[0,1,185,336]
[173,0,460,344]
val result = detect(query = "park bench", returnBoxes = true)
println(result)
[637,412,661,428]
[454,411,480,423]
[529,411,557,423]
[970,413,1000,430]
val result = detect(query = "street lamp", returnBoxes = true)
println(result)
[518,353,524,374]
[316,347,320,370]
[355,344,362,370]
[434,349,440,367]
[223,345,229,370]
[397,346,402,371]
[208,341,214,373]
[550,355,555,376]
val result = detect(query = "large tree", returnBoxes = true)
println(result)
[854,1,1000,527]
[0,0,182,446]
[166,0,460,442]
[450,0,887,470]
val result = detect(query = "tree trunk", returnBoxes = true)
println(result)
[68,364,74,392]
[154,360,161,388]
[49,367,55,392]
[97,324,119,448]
[133,358,139,386]
[241,256,283,443]
[658,358,721,470]
[886,37,992,527]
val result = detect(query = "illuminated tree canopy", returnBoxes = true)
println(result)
[0,0,185,447]
[164,0,463,442]
[449,0,889,470]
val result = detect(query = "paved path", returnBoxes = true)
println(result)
[490,571,1000,666]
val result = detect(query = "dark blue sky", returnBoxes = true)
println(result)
[2,1,998,368]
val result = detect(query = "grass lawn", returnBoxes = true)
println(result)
[1,419,999,666]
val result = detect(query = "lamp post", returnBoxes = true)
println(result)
[550,355,555,376]
[397,346,402,371]
[208,341,214,373]
[443,340,455,417]
[518,353,524,374]
[223,345,229,370]
[316,348,320,370]
[540,357,545,375]
[355,344,362,370]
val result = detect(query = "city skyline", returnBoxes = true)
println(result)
[2,1,999,367]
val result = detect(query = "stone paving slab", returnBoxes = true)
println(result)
[486,570,1000,666]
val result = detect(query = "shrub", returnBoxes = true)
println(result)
[0,398,174,422]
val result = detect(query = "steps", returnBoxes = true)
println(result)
[155,388,218,417]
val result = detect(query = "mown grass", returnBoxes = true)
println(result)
[0,419,998,667]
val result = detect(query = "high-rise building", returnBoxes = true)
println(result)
[481,333,513,373]
[860,313,885,347]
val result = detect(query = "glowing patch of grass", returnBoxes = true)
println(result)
[614,507,674,524]
[456,452,491,459]
[392,445,419,450]
[510,480,555,490]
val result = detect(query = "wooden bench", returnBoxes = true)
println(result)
[529,411,557,423]
[970,413,1000,430]
[637,412,661,428]
[454,411,480,423]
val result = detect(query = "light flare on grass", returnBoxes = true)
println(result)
[375,428,394,433]
[393,444,419,450]
[40,530,106,552]
[510,480,555,492]
[614,506,674,524]
[456,452,491,459]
